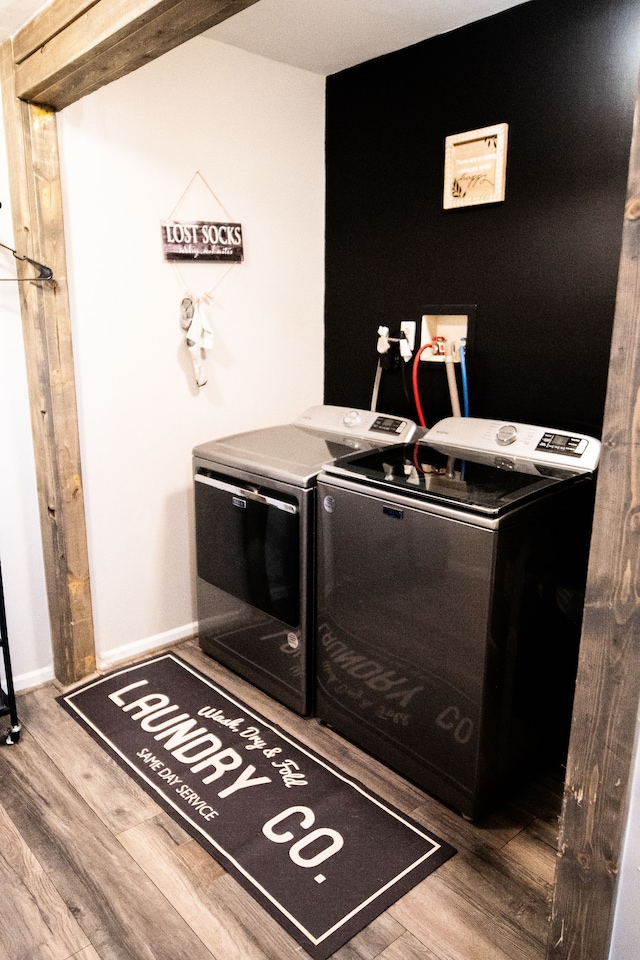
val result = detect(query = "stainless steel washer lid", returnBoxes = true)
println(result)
[193,406,417,487]
[322,440,588,516]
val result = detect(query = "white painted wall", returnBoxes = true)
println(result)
[0,95,53,691]
[59,36,325,667]
[608,705,640,958]
[59,38,324,664]
[1,35,325,684]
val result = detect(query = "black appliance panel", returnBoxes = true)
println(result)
[194,461,313,715]
[195,469,300,627]
[316,480,497,813]
[315,472,589,818]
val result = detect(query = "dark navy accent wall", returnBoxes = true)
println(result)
[324,0,640,436]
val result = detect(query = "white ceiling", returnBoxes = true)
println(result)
[206,0,533,75]
[2,0,532,74]
[0,0,44,39]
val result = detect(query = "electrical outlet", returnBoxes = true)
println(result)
[400,320,416,352]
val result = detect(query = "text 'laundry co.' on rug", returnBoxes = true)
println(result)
[58,653,455,959]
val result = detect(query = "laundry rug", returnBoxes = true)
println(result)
[58,653,455,959]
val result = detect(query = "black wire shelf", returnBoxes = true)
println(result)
[0,560,20,745]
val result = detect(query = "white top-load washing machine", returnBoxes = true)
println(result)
[193,406,417,715]
[314,417,600,818]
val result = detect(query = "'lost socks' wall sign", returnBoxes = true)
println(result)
[161,220,244,262]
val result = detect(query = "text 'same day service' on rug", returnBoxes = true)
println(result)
[58,653,456,959]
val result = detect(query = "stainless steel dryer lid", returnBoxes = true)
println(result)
[193,405,417,487]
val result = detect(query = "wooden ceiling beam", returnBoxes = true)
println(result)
[13,0,260,111]
[13,1,99,64]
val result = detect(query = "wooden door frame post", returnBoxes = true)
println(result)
[546,75,640,960]
[0,43,95,686]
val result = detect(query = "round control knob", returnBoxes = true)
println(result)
[496,424,518,446]
[343,410,361,427]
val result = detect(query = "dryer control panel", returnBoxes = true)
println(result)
[425,417,601,473]
[294,405,417,443]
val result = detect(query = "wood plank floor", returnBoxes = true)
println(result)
[0,639,563,960]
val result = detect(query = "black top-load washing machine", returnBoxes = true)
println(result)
[193,406,417,716]
[314,417,601,818]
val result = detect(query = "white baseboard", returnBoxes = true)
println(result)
[13,664,56,692]
[97,621,198,670]
[10,622,198,692]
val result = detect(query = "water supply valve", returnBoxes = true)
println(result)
[420,310,469,362]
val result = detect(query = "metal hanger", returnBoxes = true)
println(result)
[0,239,53,281]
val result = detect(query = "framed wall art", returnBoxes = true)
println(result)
[443,123,508,209]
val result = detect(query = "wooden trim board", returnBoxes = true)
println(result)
[13,0,260,111]
[12,0,100,64]
[546,80,640,959]
[0,41,95,685]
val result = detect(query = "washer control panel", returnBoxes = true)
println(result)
[425,417,601,473]
[536,430,589,457]
[294,405,417,443]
